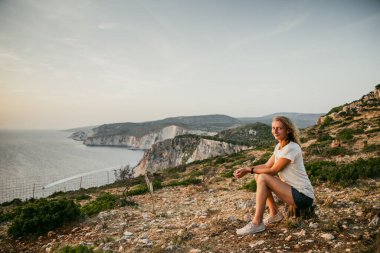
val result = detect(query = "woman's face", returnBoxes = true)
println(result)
[272,120,289,142]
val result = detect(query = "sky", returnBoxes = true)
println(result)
[0,0,379,130]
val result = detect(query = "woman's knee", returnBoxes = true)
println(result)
[256,173,271,184]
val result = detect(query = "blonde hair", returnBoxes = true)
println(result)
[273,116,301,146]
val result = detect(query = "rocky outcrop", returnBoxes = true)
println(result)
[83,125,214,150]
[69,131,87,141]
[318,85,380,124]
[133,136,250,176]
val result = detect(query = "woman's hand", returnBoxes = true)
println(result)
[233,167,250,178]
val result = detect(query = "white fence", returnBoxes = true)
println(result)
[0,167,128,203]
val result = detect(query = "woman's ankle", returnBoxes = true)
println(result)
[269,209,278,217]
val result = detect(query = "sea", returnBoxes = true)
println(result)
[0,130,144,203]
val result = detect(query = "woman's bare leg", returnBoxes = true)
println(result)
[253,174,296,225]
[255,174,278,216]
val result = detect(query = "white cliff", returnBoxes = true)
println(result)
[134,136,250,176]
[83,125,214,149]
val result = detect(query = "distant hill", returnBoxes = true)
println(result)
[91,114,241,138]
[238,112,323,129]
[68,113,324,149]
[212,122,275,148]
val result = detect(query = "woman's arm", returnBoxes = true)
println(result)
[233,154,290,178]
[252,157,290,175]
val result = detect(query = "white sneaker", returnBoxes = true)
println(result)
[236,222,265,235]
[264,212,284,225]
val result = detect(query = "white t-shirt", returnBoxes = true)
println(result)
[274,141,315,200]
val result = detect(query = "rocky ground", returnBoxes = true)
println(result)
[0,176,379,253]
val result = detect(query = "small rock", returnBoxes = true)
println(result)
[166,245,175,251]
[177,229,185,236]
[320,233,335,240]
[189,249,202,253]
[245,214,252,222]
[249,240,265,248]
[71,227,80,233]
[139,238,152,246]
[98,211,111,220]
[309,222,318,228]
[227,216,237,222]
[236,199,255,209]
[304,240,314,243]
[285,235,292,241]
[369,215,379,227]
[85,232,94,238]
[199,223,207,229]
[124,231,133,237]
[47,231,56,238]
[187,223,199,230]
[293,229,306,237]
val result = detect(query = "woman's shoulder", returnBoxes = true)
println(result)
[288,141,301,151]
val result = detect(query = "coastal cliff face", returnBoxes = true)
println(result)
[133,136,250,176]
[83,125,213,149]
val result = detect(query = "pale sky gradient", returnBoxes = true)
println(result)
[0,0,379,129]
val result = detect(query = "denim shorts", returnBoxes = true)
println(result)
[291,187,313,209]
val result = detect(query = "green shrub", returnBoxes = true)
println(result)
[187,169,203,178]
[75,194,91,201]
[58,245,97,253]
[336,128,364,141]
[214,156,228,165]
[242,180,257,192]
[327,106,343,115]
[306,143,353,157]
[221,169,234,178]
[0,209,17,223]
[317,134,333,142]
[166,177,202,187]
[1,198,22,207]
[125,184,148,196]
[366,127,380,134]
[305,157,380,186]
[81,193,117,216]
[363,144,380,153]
[321,116,334,127]
[124,180,162,197]
[8,198,81,237]
[252,152,272,165]
[324,147,353,156]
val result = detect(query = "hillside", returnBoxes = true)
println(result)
[238,112,323,129]
[0,86,379,252]
[215,122,274,148]
[301,85,380,162]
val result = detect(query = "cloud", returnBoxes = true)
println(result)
[228,13,310,50]
[98,22,117,30]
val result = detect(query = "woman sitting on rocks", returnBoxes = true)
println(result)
[233,116,315,235]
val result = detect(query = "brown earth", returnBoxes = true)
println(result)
[1,176,379,253]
